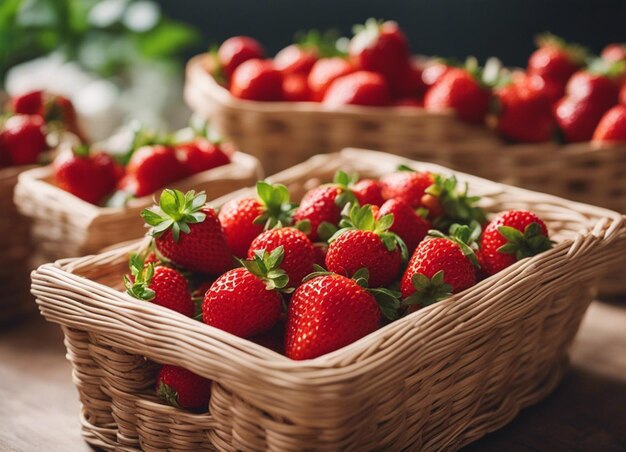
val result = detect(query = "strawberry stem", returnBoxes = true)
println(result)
[141,189,207,242]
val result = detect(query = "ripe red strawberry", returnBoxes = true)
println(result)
[421,174,486,230]
[621,83,626,106]
[308,57,353,101]
[282,74,312,102]
[124,253,194,317]
[285,269,399,360]
[351,178,384,206]
[322,71,390,107]
[601,43,626,64]
[142,189,233,274]
[479,210,553,277]
[522,72,566,103]
[592,105,626,143]
[401,225,479,310]
[217,36,264,79]
[176,139,230,174]
[312,242,328,267]
[10,90,45,115]
[424,67,491,124]
[0,114,47,165]
[120,145,188,198]
[349,19,410,88]
[203,247,289,337]
[274,44,318,75]
[527,33,586,85]
[325,204,406,287]
[248,227,315,286]
[394,62,427,100]
[230,59,283,101]
[495,78,555,142]
[219,182,296,257]
[378,198,430,253]
[53,146,119,205]
[379,167,434,208]
[422,61,453,88]
[156,365,211,410]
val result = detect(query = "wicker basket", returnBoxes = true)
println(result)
[15,151,262,261]
[0,165,39,323]
[184,55,504,175]
[31,149,626,451]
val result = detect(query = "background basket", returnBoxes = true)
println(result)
[184,55,503,176]
[0,165,38,323]
[31,149,626,451]
[15,151,262,262]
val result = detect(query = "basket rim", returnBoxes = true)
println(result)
[32,149,626,382]
[15,150,261,215]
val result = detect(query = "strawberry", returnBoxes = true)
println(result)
[285,268,400,360]
[312,242,328,267]
[348,19,410,89]
[156,365,211,410]
[203,247,290,337]
[120,145,188,198]
[424,67,491,124]
[422,174,486,229]
[10,90,45,115]
[250,320,286,354]
[378,198,430,253]
[248,227,315,287]
[479,210,553,277]
[495,78,555,142]
[219,181,296,257]
[176,139,230,175]
[292,171,357,241]
[379,166,434,208]
[527,33,586,85]
[217,36,264,79]
[124,253,194,316]
[400,224,480,309]
[325,204,406,287]
[621,83,626,106]
[53,145,119,205]
[351,178,384,206]
[142,189,233,274]
[322,70,390,107]
[393,98,422,108]
[422,60,453,88]
[274,44,318,75]
[592,105,626,143]
[601,43,626,64]
[230,59,283,101]
[394,62,427,100]
[282,74,312,102]
[0,114,47,165]
[307,57,353,101]
[522,72,566,104]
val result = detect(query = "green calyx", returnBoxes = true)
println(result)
[208,44,228,86]
[240,246,293,293]
[352,17,383,38]
[332,170,358,209]
[141,189,207,242]
[330,203,408,261]
[587,58,626,79]
[72,144,91,158]
[124,253,156,301]
[303,266,401,320]
[294,28,346,57]
[497,222,555,260]
[157,381,181,408]
[114,122,171,167]
[428,222,481,268]
[253,181,298,230]
[535,32,588,65]
[404,270,453,309]
[426,174,486,230]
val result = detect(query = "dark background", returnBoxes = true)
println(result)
[158,0,626,67]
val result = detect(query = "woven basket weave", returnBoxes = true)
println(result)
[15,151,262,261]
[31,149,626,451]
[184,55,503,175]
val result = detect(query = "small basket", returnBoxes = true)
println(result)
[31,149,626,451]
[184,55,503,175]
[15,151,263,261]
[0,165,38,323]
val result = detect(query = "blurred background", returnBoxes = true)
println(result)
[2,0,624,140]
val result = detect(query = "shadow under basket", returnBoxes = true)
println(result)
[31,149,626,451]
[14,151,263,261]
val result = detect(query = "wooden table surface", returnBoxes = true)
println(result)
[1,299,625,451]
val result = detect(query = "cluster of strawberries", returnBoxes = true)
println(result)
[212,20,626,145]
[52,126,231,206]
[0,90,81,168]
[127,169,553,410]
